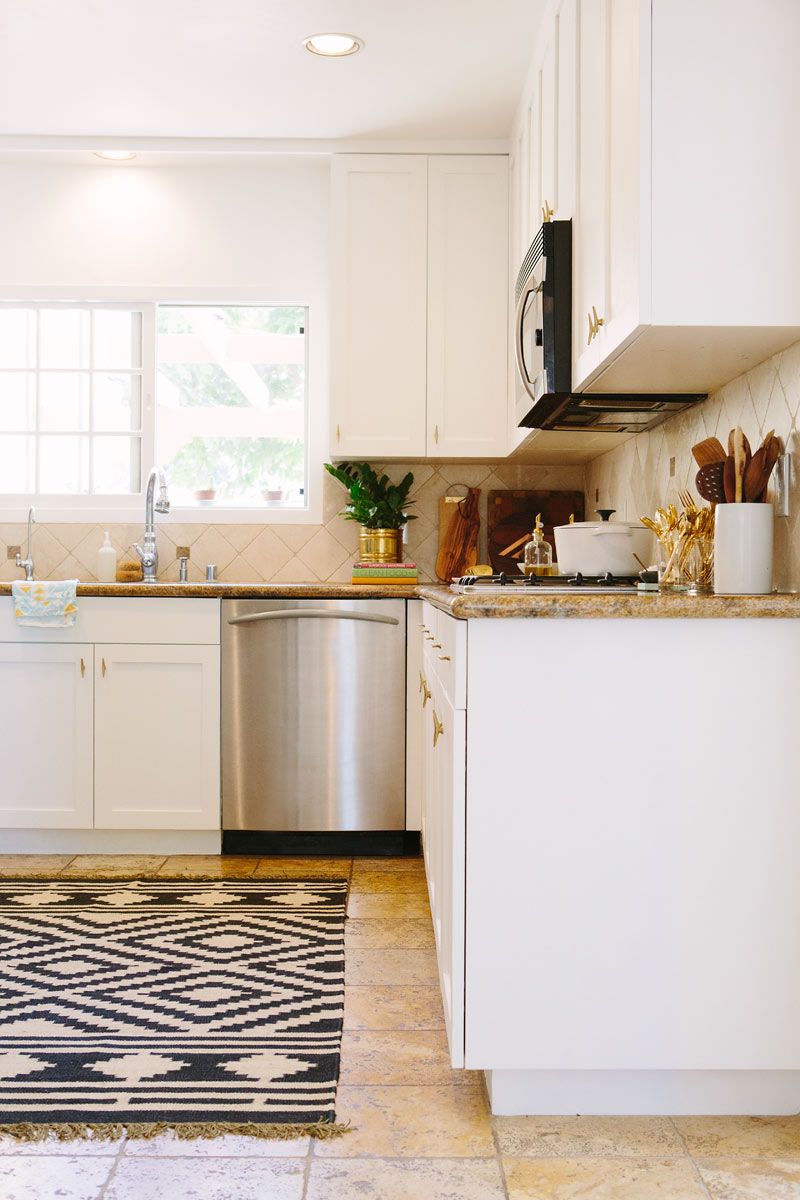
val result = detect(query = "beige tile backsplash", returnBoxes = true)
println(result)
[584,339,800,591]
[0,463,584,585]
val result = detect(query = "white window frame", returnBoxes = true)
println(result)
[0,296,322,524]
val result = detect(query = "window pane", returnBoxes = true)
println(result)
[93,310,142,369]
[94,374,141,431]
[0,310,36,368]
[39,310,90,369]
[0,435,34,491]
[39,435,90,494]
[93,435,141,494]
[0,373,36,431]
[39,373,90,431]
[157,305,306,507]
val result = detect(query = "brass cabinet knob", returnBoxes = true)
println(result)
[587,305,605,345]
[542,200,554,223]
[433,710,444,747]
[101,657,107,678]
[587,310,595,345]
[591,304,605,334]
[80,657,86,678]
[438,654,451,661]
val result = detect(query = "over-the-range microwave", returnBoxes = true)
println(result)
[514,220,705,434]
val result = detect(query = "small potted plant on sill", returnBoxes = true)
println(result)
[324,461,416,563]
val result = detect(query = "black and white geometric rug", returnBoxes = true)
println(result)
[0,878,348,1140]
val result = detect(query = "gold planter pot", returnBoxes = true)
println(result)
[358,527,402,564]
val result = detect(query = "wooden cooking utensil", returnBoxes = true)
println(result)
[755,434,782,502]
[727,428,752,460]
[723,455,736,503]
[691,437,726,468]
[695,462,726,504]
[743,446,767,502]
[733,427,745,502]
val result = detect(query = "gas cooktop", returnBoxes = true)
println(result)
[450,571,644,594]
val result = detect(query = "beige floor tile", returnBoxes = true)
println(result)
[314,1085,495,1158]
[696,1157,800,1199]
[503,1156,708,1199]
[340,1029,473,1086]
[493,1116,685,1158]
[61,855,167,877]
[674,1117,800,1159]
[349,870,430,895]
[307,1157,506,1199]
[156,855,260,878]
[105,1156,305,1199]
[344,985,446,1030]
[0,855,75,875]
[345,947,439,985]
[345,918,435,949]
[0,1155,116,1199]
[352,856,425,872]
[347,892,432,919]
[253,857,351,879]
[123,1131,309,1157]
[0,1136,124,1156]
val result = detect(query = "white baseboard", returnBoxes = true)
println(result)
[0,830,221,855]
[484,1070,800,1116]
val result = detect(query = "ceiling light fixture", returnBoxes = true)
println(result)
[94,150,137,161]
[303,32,363,58]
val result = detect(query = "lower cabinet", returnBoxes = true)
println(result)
[419,604,466,1067]
[93,644,220,830]
[0,643,93,829]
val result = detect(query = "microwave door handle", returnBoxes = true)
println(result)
[514,279,539,402]
[228,609,400,626]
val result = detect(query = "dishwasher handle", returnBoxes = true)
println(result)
[227,608,400,626]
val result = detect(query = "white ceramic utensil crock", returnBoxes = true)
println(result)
[713,502,774,594]
[553,519,653,576]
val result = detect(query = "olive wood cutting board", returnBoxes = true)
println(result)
[487,490,585,573]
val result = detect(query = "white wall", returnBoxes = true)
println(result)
[0,156,330,519]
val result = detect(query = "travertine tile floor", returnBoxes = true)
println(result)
[0,853,798,1198]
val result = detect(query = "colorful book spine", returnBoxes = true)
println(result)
[352,561,418,584]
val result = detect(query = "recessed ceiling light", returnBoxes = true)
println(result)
[303,32,363,58]
[94,150,137,161]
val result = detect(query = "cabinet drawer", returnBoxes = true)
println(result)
[422,604,465,709]
[0,597,220,645]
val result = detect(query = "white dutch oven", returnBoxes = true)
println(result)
[554,512,653,577]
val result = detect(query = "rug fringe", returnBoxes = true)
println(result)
[0,874,349,883]
[0,1121,351,1143]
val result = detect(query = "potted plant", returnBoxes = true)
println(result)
[324,461,416,563]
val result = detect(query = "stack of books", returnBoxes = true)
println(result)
[351,561,418,585]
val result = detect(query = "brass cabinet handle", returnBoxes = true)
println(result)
[419,624,428,632]
[432,642,442,649]
[80,657,86,678]
[101,657,107,678]
[433,710,444,747]
[336,424,341,444]
[438,654,451,661]
[587,310,595,345]
[542,200,554,222]
[418,669,425,694]
[422,682,432,707]
[434,424,439,445]
[588,304,605,344]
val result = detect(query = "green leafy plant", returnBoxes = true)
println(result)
[324,461,416,529]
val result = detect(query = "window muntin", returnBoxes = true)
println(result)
[0,306,143,496]
[156,305,307,509]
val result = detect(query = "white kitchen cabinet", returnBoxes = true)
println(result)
[426,157,508,458]
[330,155,428,459]
[0,644,93,829]
[419,605,466,1068]
[94,644,220,830]
[331,154,509,460]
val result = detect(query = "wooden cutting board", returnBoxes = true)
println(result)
[487,490,585,574]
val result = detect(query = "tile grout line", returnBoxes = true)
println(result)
[667,1117,715,1199]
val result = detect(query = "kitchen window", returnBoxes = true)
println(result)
[0,301,310,520]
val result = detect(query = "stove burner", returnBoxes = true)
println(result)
[454,571,641,589]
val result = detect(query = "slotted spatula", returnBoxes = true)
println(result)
[695,462,726,504]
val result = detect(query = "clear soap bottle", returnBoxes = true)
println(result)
[523,514,554,576]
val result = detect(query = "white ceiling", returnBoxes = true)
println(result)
[0,0,545,142]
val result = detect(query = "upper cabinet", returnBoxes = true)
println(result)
[331,154,509,460]
[511,0,800,431]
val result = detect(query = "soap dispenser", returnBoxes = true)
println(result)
[96,532,117,583]
[523,513,554,577]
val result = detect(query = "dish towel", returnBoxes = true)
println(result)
[12,580,79,628]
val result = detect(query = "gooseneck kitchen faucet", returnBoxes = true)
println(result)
[15,506,36,580]
[134,467,170,583]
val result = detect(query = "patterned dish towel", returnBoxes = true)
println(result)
[11,580,79,628]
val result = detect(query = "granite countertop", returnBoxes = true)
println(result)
[417,585,800,619]
[1,579,798,617]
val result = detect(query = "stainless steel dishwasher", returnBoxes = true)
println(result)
[221,597,410,855]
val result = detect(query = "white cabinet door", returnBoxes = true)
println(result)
[94,645,220,830]
[405,601,426,833]
[429,672,466,1068]
[0,644,93,829]
[330,155,428,459]
[534,36,557,226]
[426,156,509,458]
[573,0,609,387]
[554,0,578,220]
